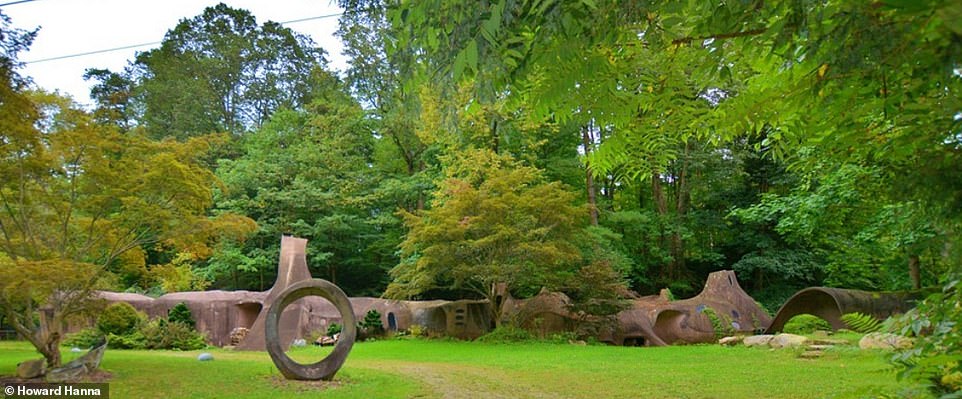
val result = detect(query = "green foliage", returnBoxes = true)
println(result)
[783,314,832,335]
[388,149,585,325]
[476,325,535,344]
[702,307,735,339]
[130,3,326,138]
[889,276,962,397]
[167,302,196,329]
[841,313,882,334]
[97,302,144,336]
[326,323,343,337]
[62,327,105,349]
[361,309,385,337]
[106,331,147,350]
[140,318,207,351]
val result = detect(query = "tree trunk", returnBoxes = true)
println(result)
[669,143,691,280]
[908,254,921,290]
[582,125,599,226]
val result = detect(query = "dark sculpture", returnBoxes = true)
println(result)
[765,287,923,333]
[265,279,356,381]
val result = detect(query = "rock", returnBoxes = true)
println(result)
[859,332,914,350]
[718,336,742,346]
[70,347,84,353]
[197,352,214,361]
[17,359,46,379]
[568,340,587,346]
[807,344,835,351]
[291,339,307,347]
[771,333,810,349]
[315,335,337,346]
[812,330,831,339]
[47,341,106,383]
[744,334,775,347]
[798,350,824,359]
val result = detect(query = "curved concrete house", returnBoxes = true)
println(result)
[99,236,772,348]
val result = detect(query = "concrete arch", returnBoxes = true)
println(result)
[766,287,922,333]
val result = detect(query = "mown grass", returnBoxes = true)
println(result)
[0,338,908,398]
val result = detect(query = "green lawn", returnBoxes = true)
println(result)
[0,339,909,398]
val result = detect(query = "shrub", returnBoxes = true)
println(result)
[167,302,196,329]
[326,323,342,337]
[107,331,146,349]
[141,318,206,350]
[477,325,534,343]
[97,302,143,335]
[407,324,426,338]
[783,314,832,334]
[63,327,104,348]
[361,309,384,337]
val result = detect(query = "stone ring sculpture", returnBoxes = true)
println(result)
[265,278,356,381]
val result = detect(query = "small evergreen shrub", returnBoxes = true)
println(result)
[97,302,143,336]
[63,327,105,348]
[107,331,146,349]
[167,302,196,329]
[783,314,832,334]
[361,309,384,337]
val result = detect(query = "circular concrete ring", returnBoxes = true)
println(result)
[265,279,356,380]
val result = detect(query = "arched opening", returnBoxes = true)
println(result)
[623,336,646,347]
[236,302,263,330]
[387,312,397,331]
[653,310,686,345]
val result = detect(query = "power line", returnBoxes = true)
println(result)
[23,12,343,64]
[0,0,40,7]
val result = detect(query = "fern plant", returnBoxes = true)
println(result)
[841,312,882,333]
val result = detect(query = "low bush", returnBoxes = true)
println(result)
[63,327,105,348]
[477,325,534,343]
[141,319,206,350]
[783,314,832,334]
[97,302,144,336]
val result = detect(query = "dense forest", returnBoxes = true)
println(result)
[2,0,960,350]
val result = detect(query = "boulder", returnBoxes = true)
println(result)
[198,352,214,361]
[291,339,307,347]
[771,333,810,349]
[70,347,84,353]
[859,332,914,350]
[743,335,775,347]
[718,336,742,346]
[17,359,46,379]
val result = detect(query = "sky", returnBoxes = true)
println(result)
[3,0,346,106]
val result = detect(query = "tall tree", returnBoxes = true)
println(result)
[132,3,326,139]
